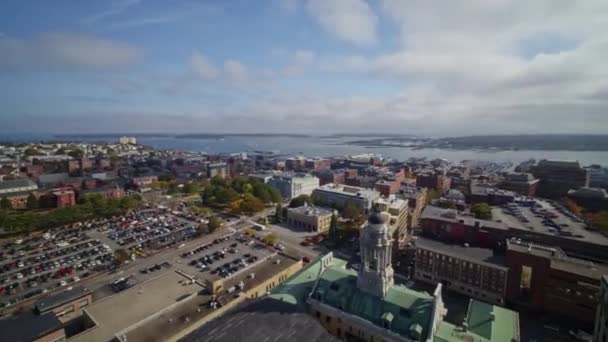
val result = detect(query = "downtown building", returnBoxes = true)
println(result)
[268,173,319,200]
[313,183,381,212]
[532,160,589,198]
[414,237,508,305]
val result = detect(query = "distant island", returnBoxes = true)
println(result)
[54,133,312,140]
[344,134,608,151]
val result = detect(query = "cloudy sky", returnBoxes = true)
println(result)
[1,0,607,136]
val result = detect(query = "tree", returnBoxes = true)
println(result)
[564,198,583,217]
[207,216,223,233]
[268,187,282,203]
[68,148,84,159]
[329,212,338,244]
[24,147,43,156]
[26,193,38,210]
[426,189,440,205]
[262,233,278,245]
[1,197,12,210]
[119,196,140,211]
[114,248,130,265]
[289,194,311,208]
[182,182,201,195]
[436,200,457,209]
[275,203,284,222]
[471,202,493,220]
[342,200,363,221]
[240,194,265,214]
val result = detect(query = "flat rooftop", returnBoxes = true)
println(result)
[507,239,608,280]
[421,206,508,231]
[178,297,338,342]
[288,205,333,217]
[415,237,506,268]
[123,254,301,342]
[35,286,91,313]
[315,183,380,200]
[70,271,202,342]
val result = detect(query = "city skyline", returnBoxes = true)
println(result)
[1,0,607,135]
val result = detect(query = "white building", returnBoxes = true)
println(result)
[375,195,409,245]
[313,183,381,211]
[269,173,319,200]
[119,136,137,145]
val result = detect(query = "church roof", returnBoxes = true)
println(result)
[310,258,435,341]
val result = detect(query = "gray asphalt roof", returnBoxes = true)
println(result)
[179,297,338,342]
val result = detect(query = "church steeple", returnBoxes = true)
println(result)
[357,206,394,297]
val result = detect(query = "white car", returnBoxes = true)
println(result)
[59,280,67,286]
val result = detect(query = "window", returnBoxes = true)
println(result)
[316,311,321,318]
[326,316,331,323]
[520,265,533,291]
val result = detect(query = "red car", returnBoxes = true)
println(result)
[302,257,310,263]
[300,240,312,247]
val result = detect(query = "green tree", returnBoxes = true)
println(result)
[342,200,363,220]
[119,196,141,211]
[329,212,338,244]
[182,182,200,195]
[274,203,284,222]
[471,202,493,220]
[1,197,12,210]
[268,187,282,203]
[113,248,130,265]
[68,148,84,159]
[262,233,278,245]
[240,194,265,214]
[426,189,440,205]
[207,216,223,232]
[289,194,311,208]
[436,200,457,209]
[24,147,43,156]
[26,193,39,210]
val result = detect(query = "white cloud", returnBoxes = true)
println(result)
[83,0,142,24]
[307,0,377,46]
[223,60,249,83]
[309,0,608,133]
[283,49,315,76]
[190,52,219,80]
[0,33,142,70]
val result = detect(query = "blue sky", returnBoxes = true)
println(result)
[1,0,607,135]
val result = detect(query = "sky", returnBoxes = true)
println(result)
[1,0,607,136]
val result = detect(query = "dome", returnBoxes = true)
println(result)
[368,209,389,225]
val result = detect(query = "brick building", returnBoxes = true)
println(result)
[414,237,508,305]
[416,172,451,192]
[505,239,607,324]
[305,158,331,172]
[500,172,540,197]
[50,187,76,208]
[374,179,399,197]
[532,160,589,198]
[315,169,345,186]
[35,286,93,321]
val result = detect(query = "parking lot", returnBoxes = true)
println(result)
[177,231,276,284]
[0,208,201,311]
[493,199,593,240]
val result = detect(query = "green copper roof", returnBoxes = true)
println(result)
[268,255,323,308]
[434,300,520,342]
[310,258,435,341]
